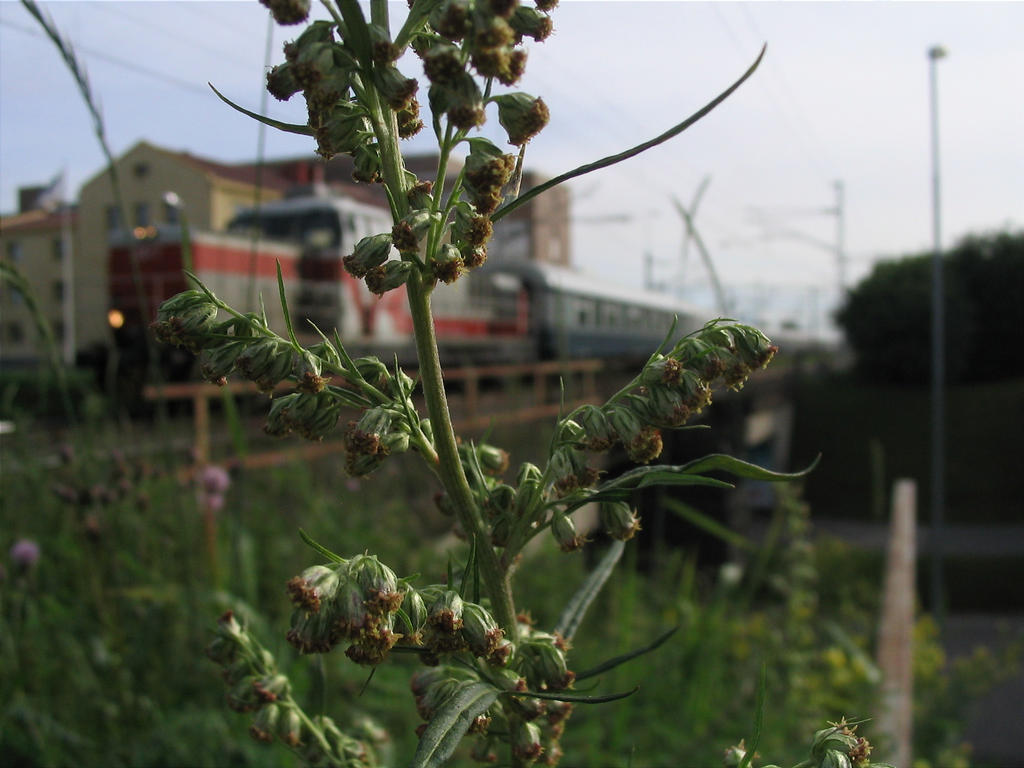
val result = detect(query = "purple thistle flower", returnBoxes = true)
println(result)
[198,465,231,495]
[10,538,40,569]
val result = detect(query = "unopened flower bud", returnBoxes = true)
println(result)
[642,355,684,387]
[277,707,303,747]
[333,577,369,637]
[344,233,394,278]
[392,209,437,253]
[509,6,553,41]
[812,725,860,762]
[429,73,485,130]
[348,141,380,182]
[285,608,337,654]
[512,721,544,763]
[475,443,510,476]
[366,261,413,296]
[293,349,326,393]
[198,343,239,385]
[426,590,467,652]
[461,602,504,659]
[266,62,302,101]
[424,42,465,86]
[608,408,662,463]
[373,65,418,111]
[151,290,219,352]
[259,0,310,26]
[236,337,294,393]
[431,0,471,41]
[402,590,428,644]
[550,511,586,552]
[600,501,641,541]
[493,93,549,146]
[431,244,465,285]
[253,673,291,703]
[462,244,488,268]
[397,98,424,138]
[283,21,334,63]
[464,140,516,193]
[367,22,400,63]
[249,702,281,743]
[286,564,340,613]
[349,555,402,616]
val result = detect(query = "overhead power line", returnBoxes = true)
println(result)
[1,17,214,97]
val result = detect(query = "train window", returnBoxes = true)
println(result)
[300,210,341,248]
[626,305,643,327]
[573,297,595,327]
[602,303,621,327]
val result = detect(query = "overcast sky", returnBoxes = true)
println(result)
[2,1,1022,334]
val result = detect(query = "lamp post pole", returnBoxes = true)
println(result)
[927,44,947,628]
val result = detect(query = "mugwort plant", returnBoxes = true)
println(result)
[152,1,892,765]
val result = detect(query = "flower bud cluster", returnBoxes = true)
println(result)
[810,720,875,768]
[419,0,554,124]
[206,612,381,764]
[285,554,405,666]
[407,630,573,766]
[154,285,432,448]
[343,405,413,477]
[558,322,779,468]
[400,585,513,666]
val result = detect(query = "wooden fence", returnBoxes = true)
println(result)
[143,359,604,470]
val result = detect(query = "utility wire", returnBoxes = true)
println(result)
[1,17,214,97]
[88,2,256,70]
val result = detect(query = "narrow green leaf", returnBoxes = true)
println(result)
[663,498,754,551]
[554,540,625,641]
[208,83,314,135]
[410,681,500,768]
[336,0,372,65]
[503,687,639,704]
[394,0,444,49]
[492,45,766,223]
[738,664,768,768]
[575,626,678,681]
[277,261,299,347]
[459,536,477,600]
[671,453,819,482]
[298,529,345,563]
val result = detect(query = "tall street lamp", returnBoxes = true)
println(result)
[927,44,947,628]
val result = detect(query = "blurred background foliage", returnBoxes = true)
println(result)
[2,414,1018,767]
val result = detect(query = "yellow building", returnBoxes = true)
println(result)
[0,206,77,366]
[74,140,289,358]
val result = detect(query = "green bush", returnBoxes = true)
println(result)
[836,230,1024,386]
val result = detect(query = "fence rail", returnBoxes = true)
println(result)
[143,359,604,470]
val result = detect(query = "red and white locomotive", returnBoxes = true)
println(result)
[108,189,706,370]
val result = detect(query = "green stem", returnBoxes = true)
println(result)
[404,272,518,638]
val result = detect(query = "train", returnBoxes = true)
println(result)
[107,189,711,374]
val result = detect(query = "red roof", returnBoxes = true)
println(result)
[0,207,77,234]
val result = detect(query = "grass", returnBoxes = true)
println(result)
[2,412,1003,767]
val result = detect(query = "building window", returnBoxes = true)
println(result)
[52,320,65,341]
[5,241,23,263]
[106,205,122,232]
[53,237,64,261]
[133,162,150,179]
[134,202,150,228]
[53,280,64,302]
[7,285,25,306]
[7,322,24,344]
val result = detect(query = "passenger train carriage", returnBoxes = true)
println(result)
[108,190,709,372]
